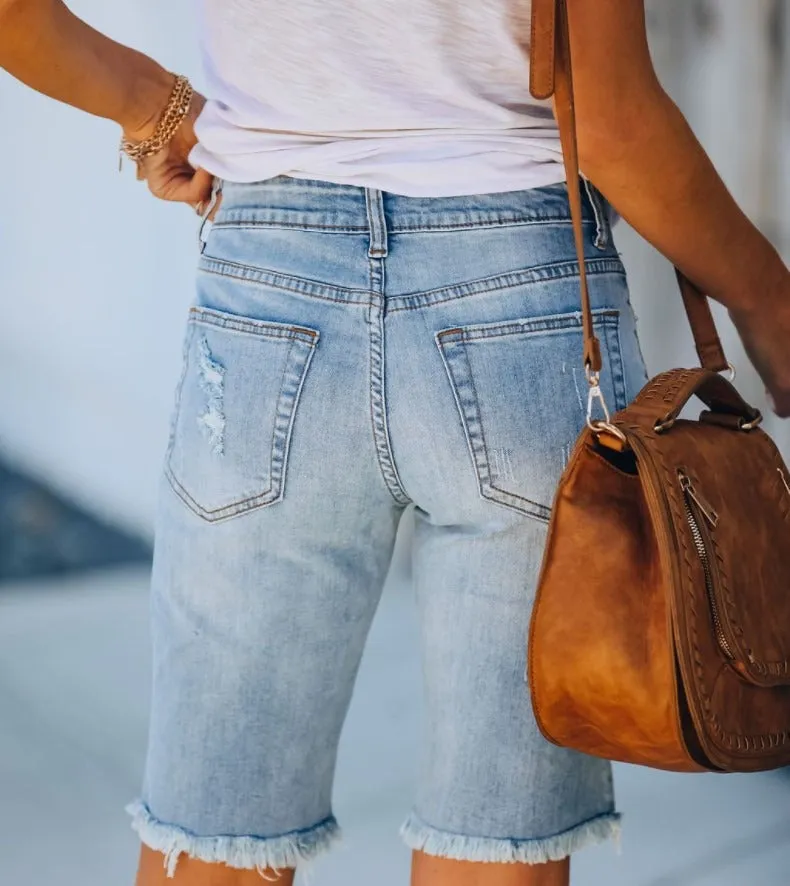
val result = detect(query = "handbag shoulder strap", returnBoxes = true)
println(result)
[529,0,729,375]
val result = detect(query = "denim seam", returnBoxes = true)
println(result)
[367,264,411,507]
[402,809,620,851]
[214,218,370,231]
[127,800,339,878]
[199,256,370,304]
[437,310,619,343]
[387,259,625,312]
[165,321,195,468]
[198,255,624,312]
[399,809,621,863]
[602,316,628,412]
[165,466,276,521]
[133,810,339,844]
[390,217,594,232]
[212,215,598,233]
[189,307,319,343]
[615,320,629,410]
[582,178,610,250]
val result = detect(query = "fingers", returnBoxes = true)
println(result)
[184,167,214,206]
[131,147,219,218]
[769,389,790,418]
[143,162,214,208]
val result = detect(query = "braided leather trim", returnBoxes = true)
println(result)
[620,420,790,752]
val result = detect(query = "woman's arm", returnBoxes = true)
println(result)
[0,0,211,203]
[0,0,170,139]
[567,0,790,414]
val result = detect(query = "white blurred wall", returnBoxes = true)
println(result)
[0,1,200,536]
[1,0,788,537]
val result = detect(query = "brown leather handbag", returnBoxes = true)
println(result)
[527,0,790,773]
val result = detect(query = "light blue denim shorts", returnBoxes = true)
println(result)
[128,175,649,876]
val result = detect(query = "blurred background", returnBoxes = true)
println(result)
[1,1,789,883]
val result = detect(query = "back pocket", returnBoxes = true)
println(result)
[165,307,319,522]
[436,309,626,521]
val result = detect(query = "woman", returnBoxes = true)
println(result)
[2,1,788,884]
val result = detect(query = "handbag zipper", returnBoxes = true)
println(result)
[678,472,735,661]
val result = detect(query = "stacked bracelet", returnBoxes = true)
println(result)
[118,74,194,171]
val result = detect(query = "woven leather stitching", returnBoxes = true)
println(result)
[711,544,745,646]
[707,545,789,675]
[636,369,699,405]
[625,421,790,750]
[709,715,789,748]
[708,438,790,674]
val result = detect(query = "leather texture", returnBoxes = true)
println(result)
[529,0,556,100]
[675,270,729,372]
[528,0,790,773]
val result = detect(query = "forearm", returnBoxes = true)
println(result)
[580,90,787,314]
[0,0,173,138]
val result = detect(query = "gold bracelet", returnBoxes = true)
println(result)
[118,74,194,171]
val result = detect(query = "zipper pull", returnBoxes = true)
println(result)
[679,473,719,528]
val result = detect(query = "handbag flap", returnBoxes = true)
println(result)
[637,419,790,690]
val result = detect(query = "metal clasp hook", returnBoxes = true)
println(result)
[586,370,611,428]
[585,367,627,444]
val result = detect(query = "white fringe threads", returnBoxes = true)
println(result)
[126,800,340,879]
[400,811,622,865]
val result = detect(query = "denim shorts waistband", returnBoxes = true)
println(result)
[213,175,608,238]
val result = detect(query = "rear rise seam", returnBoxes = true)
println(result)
[366,187,411,506]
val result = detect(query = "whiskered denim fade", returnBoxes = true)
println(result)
[128,175,649,877]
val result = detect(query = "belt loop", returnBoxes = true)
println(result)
[365,188,388,258]
[582,177,610,251]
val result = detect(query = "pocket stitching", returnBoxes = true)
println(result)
[164,313,318,522]
[612,318,629,410]
[436,308,619,343]
[437,334,553,522]
[164,466,278,520]
[190,306,319,344]
[437,310,622,520]
[198,256,368,305]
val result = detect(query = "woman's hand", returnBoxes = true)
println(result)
[124,91,215,214]
[729,287,790,418]
[1,1,217,213]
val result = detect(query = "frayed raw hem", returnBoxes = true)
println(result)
[400,810,622,865]
[126,800,340,879]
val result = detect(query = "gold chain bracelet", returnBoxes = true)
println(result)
[118,74,194,171]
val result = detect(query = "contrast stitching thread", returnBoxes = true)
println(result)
[190,307,319,342]
[387,259,625,310]
[198,257,369,304]
[212,215,596,234]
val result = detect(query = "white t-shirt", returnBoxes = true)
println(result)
[190,0,565,197]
